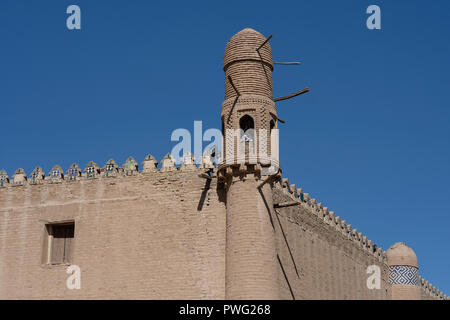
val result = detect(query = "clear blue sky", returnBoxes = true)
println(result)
[1,0,449,294]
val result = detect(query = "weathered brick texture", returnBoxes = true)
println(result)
[225,177,279,299]
[273,187,390,300]
[0,27,447,301]
[0,170,226,299]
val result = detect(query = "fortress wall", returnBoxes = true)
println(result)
[272,180,390,300]
[0,168,226,299]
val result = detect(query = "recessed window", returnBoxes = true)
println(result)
[45,222,75,265]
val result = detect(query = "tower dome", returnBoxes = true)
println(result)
[224,28,273,71]
[223,28,274,99]
[387,242,418,268]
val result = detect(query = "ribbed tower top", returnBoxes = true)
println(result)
[223,28,273,71]
[387,242,418,268]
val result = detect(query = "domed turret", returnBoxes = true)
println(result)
[387,242,418,268]
[224,28,273,71]
[387,242,420,300]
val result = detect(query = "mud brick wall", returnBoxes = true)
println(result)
[272,184,390,300]
[0,169,226,299]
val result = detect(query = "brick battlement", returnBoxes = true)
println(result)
[419,276,449,300]
[0,152,227,299]
[0,152,216,189]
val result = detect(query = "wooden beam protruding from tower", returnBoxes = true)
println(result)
[274,61,301,65]
[273,87,310,102]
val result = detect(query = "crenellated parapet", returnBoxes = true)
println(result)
[419,276,449,300]
[275,175,387,263]
[0,152,219,189]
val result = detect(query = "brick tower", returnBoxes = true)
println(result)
[218,28,281,299]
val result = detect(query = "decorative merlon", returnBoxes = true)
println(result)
[122,157,138,176]
[200,150,215,169]
[180,152,196,171]
[85,161,100,178]
[0,170,9,187]
[141,154,158,173]
[29,167,44,185]
[12,168,27,186]
[104,159,120,177]
[67,163,81,181]
[161,153,177,172]
[48,165,64,182]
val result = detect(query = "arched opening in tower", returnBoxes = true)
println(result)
[239,115,254,141]
[239,114,255,162]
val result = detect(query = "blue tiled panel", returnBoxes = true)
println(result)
[389,266,419,285]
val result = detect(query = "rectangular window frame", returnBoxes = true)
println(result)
[42,221,75,266]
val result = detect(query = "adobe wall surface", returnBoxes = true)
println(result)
[0,169,226,299]
[272,182,390,300]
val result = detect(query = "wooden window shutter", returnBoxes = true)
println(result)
[63,225,74,263]
[50,226,66,264]
[48,223,75,264]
